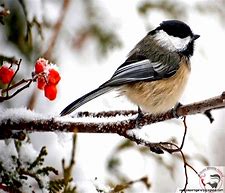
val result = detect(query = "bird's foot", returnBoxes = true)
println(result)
[172,102,183,118]
[135,106,144,129]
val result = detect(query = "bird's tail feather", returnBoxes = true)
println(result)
[60,86,112,116]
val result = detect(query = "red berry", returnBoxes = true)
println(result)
[37,77,46,90]
[0,66,15,84]
[35,63,45,74]
[35,58,47,74]
[48,68,61,85]
[44,84,57,100]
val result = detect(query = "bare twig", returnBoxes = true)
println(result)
[2,78,33,94]
[43,0,71,59]
[0,59,35,103]
[108,176,151,193]
[6,59,22,95]
[180,116,187,150]
[0,79,33,102]
[178,146,188,193]
[62,133,77,190]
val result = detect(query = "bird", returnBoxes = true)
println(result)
[60,20,200,117]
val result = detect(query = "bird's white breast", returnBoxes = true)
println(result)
[120,57,190,114]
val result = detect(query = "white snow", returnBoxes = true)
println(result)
[76,181,99,193]
[0,107,48,123]
[18,143,38,166]
[23,0,43,23]
[1,0,225,192]
[0,140,17,172]
[56,113,137,123]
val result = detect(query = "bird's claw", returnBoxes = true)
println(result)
[172,102,183,118]
[135,106,144,129]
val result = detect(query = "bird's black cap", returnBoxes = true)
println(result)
[158,20,194,38]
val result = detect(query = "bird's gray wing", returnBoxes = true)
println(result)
[60,52,181,116]
[100,53,180,87]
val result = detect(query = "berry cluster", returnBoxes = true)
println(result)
[34,58,61,101]
[0,65,15,84]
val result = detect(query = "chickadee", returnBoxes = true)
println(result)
[60,20,199,116]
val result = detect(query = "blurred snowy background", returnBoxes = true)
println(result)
[0,0,225,192]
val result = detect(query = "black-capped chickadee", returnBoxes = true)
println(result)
[60,20,199,116]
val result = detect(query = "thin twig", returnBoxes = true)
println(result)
[156,141,189,192]
[186,162,199,177]
[0,59,35,102]
[61,132,77,190]
[43,0,71,59]
[2,78,32,94]
[180,116,187,150]
[0,79,33,102]
[70,133,77,167]
[179,148,188,193]
[108,176,150,193]
[6,59,22,97]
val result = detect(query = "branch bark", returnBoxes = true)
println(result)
[1,91,224,192]
[1,92,225,140]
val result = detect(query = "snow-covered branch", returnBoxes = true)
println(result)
[1,91,225,140]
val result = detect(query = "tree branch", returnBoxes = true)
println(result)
[43,0,71,59]
[0,92,225,140]
[1,92,222,192]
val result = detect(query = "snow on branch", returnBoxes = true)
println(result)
[1,91,225,191]
[0,91,225,140]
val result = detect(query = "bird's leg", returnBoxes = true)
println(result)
[172,102,183,118]
[135,106,144,128]
[138,107,164,154]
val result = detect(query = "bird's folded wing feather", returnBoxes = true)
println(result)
[100,54,180,87]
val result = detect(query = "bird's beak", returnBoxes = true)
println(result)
[193,34,200,40]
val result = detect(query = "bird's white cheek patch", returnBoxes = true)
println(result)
[169,35,191,50]
[154,30,191,51]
